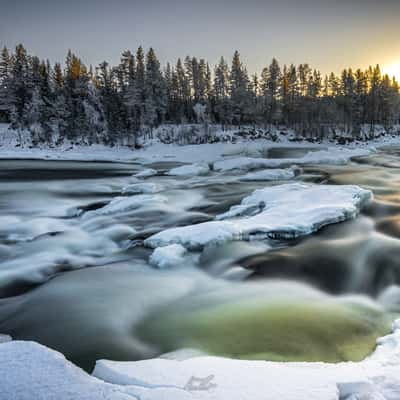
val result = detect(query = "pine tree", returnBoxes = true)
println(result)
[0,47,12,122]
[144,48,166,133]
[213,57,231,129]
[230,51,251,127]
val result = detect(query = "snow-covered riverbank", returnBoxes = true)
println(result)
[0,122,397,165]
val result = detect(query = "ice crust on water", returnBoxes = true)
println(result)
[83,194,168,218]
[168,163,210,176]
[149,244,187,269]
[240,168,298,181]
[134,168,158,178]
[122,182,163,194]
[145,183,373,250]
[1,319,400,399]
[213,148,372,172]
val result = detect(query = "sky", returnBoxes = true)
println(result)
[1,0,400,78]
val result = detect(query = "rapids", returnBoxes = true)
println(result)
[0,148,400,371]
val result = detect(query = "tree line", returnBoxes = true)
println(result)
[0,43,399,146]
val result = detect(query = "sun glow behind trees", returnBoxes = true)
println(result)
[383,61,400,82]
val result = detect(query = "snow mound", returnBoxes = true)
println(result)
[149,244,187,269]
[134,168,158,178]
[168,163,210,177]
[122,182,163,194]
[83,194,168,218]
[240,168,298,181]
[145,183,372,250]
[213,148,372,172]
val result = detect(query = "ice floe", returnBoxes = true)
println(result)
[168,163,210,177]
[145,183,372,250]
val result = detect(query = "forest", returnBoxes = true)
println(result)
[0,44,399,146]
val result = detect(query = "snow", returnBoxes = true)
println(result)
[149,244,187,269]
[168,162,210,177]
[240,168,298,181]
[122,182,163,194]
[0,341,138,400]
[2,319,400,399]
[134,168,158,178]
[145,183,372,250]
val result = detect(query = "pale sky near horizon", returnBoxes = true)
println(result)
[1,0,400,78]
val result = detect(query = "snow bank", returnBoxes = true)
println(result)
[122,182,163,194]
[240,168,298,181]
[145,183,372,250]
[2,319,400,399]
[149,244,187,269]
[134,168,158,178]
[213,148,372,172]
[168,162,210,177]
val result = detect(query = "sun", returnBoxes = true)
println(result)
[382,61,400,81]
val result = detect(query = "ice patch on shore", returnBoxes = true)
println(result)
[168,163,210,177]
[145,183,372,250]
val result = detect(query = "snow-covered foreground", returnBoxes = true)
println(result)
[1,319,400,400]
[145,183,373,250]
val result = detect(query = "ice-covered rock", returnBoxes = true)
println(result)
[240,168,298,181]
[134,168,158,178]
[145,183,372,250]
[122,182,163,194]
[149,244,187,269]
[168,163,210,177]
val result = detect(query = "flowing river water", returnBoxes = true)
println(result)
[0,147,400,372]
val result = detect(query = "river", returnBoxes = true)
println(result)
[0,147,399,372]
